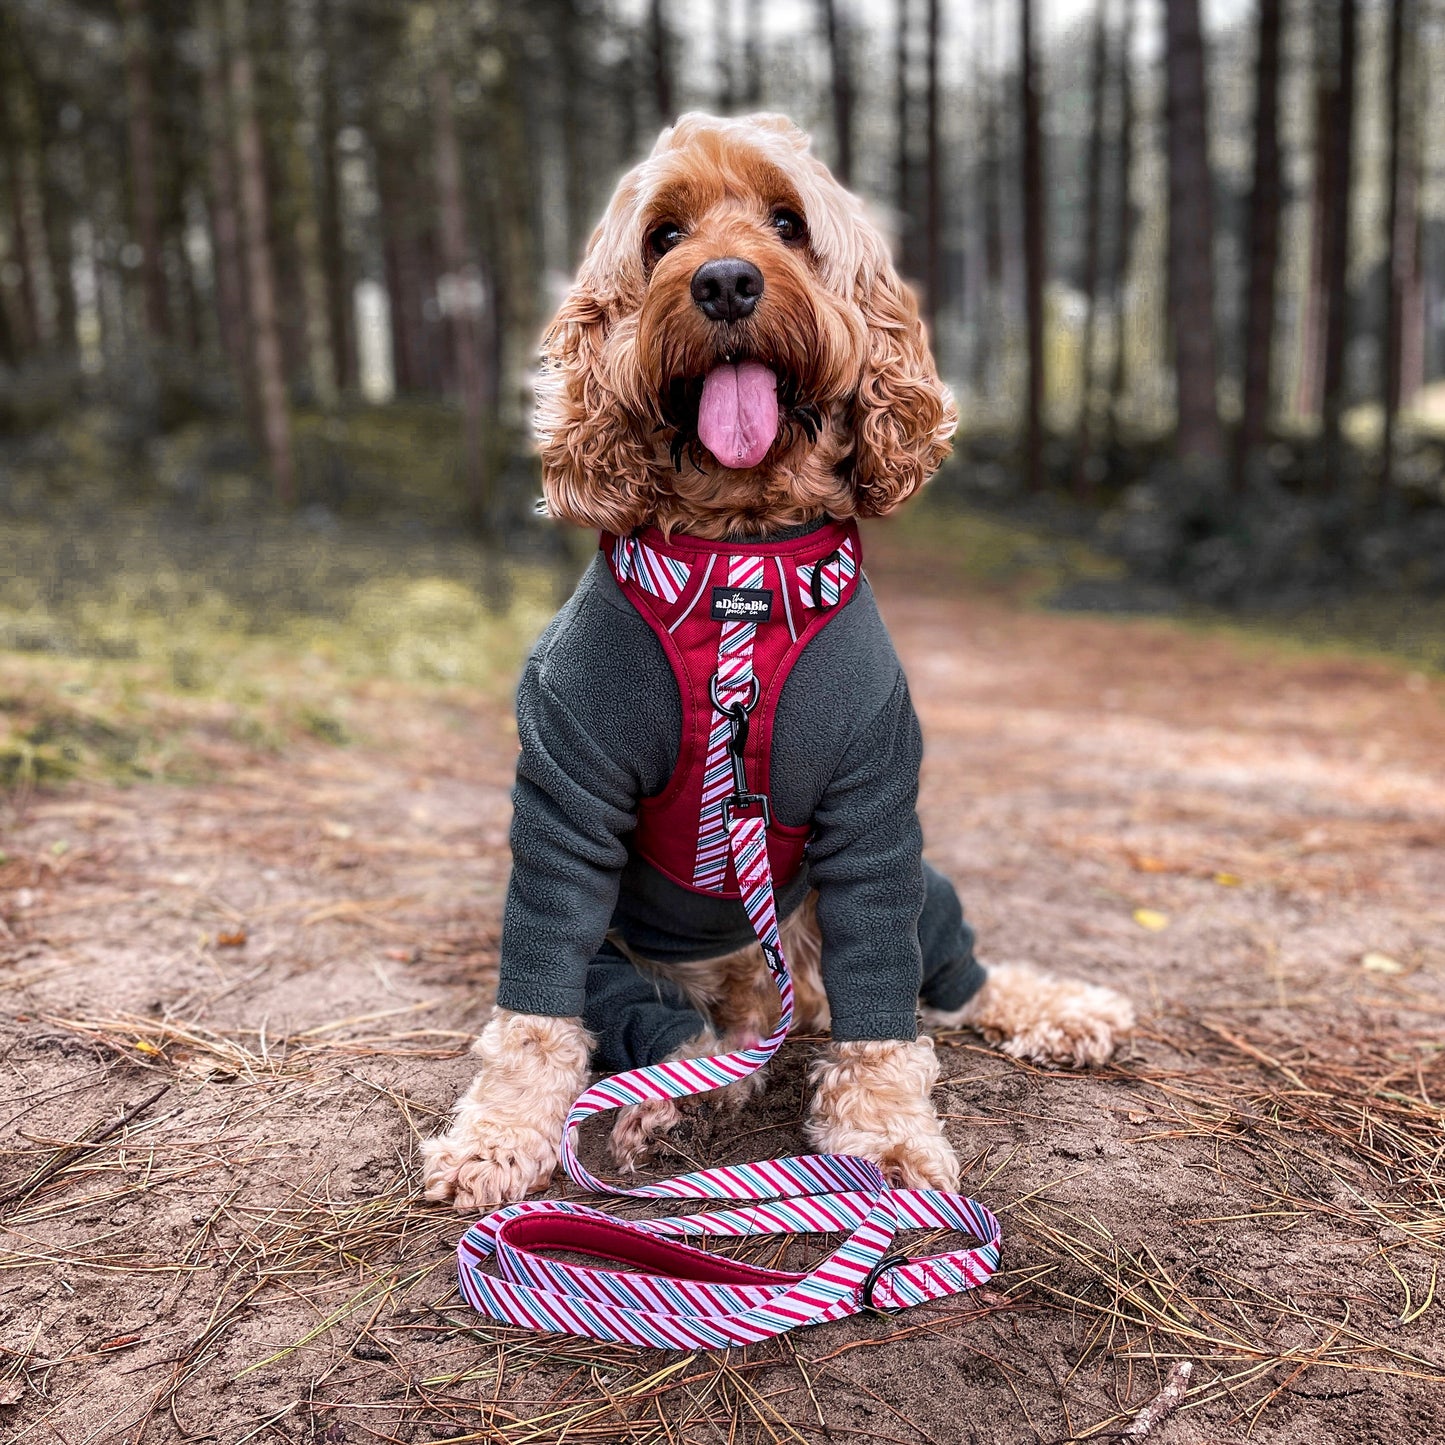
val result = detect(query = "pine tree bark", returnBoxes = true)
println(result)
[225,0,295,506]
[743,0,763,106]
[715,0,735,112]
[318,0,353,392]
[1,36,55,352]
[1,142,37,353]
[895,0,913,278]
[200,3,249,389]
[1294,45,1332,422]
[1163,0,1223,461]
[978,0,1003,398]
[1070,0,1109,496]
[119,0,169,341]
[923,0,941,334]
[1107,0,1138,446]
[1020,0,1047,491]
[1320,0,1356,491]
[650,0,674,125]
[819,0,853,186]
[1236,0,1283,485]
[430,45,490,527]
[1380,0,1415,506]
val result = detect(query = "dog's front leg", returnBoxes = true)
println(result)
[804,1037,961,1190]
[922,962,1134,1068]
[421,1008,593,1211]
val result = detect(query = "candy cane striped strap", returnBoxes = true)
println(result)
[797,534,857,610]
[612,533,691,603]
[455,804,1002,1347]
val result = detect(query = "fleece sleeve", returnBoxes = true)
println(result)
[492,657,639,1019]
[804,672,927,1041]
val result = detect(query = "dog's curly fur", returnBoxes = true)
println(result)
[421,113,1133,1212]
[533,111,954,541]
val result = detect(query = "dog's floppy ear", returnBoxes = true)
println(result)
[847,239,956,516]
[534,221,664,533]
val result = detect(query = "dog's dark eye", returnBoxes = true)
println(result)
[770,208,806,244]
[647,222,684,259]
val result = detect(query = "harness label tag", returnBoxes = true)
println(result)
[710,586,774,622]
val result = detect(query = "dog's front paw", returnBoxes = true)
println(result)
[421,1125,558,1210]
[805,1038,962,1191]
[610,1097,684,1173]
[607,1029,764,1172]
[924,962,1134,1068]
[420,1009,593,1212]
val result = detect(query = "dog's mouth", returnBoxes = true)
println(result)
[660,360,822,473]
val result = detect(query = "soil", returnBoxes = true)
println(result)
[1,545,1443,1444]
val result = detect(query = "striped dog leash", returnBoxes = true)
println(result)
[455,548,1001,1348]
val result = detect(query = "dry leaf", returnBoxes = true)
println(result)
[1132,855,1171,874]
[1361,951,1404,975]
[216,929,247,948]
[1133,908,1170,932]
[0,1380,24,1406]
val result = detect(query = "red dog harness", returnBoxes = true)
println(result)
[453,518,1002,1347]
[603,518,863,896]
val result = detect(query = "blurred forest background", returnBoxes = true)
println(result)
[1,0,1444,786]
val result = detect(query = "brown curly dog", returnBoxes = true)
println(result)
[422,113,1133,1213]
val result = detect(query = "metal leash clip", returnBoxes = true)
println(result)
[711,673,771,828]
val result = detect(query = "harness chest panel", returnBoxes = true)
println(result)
[602,519,862,899]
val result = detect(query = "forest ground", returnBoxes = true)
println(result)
[1,515,1443,1444]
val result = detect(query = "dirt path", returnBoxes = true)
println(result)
[2,565,1443,1444]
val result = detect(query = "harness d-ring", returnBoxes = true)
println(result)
[709,672,759,715]
[809,549,842,610]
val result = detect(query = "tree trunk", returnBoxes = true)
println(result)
[225,0,294,506]
[715,0,735,113]
[819,0,853,186]
[318,0,353,392]
[1380,0,1415,507]
[1293,50,1333,422]
[895,0,913,278]
[199,4,249,390]
[119,0,169,341]
[650,0,674,125]
[1,150,36,354]
[1235,0,1283,485]
[1320,0,1356,492]
[971,0,1000,395]
[1,38,54,352]
[36,89,78,356]
[280,118,337,407]
[1163,0,1223,461]
[1107,0,1138,446]
[1070,0,1109,496]
[1020,0,1046,491]
[923,0,941,334]
[743,0,763,107]
[430,48,490,527]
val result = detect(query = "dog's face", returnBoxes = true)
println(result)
[536,113,955,538]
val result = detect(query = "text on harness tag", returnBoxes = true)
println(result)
[711,586,774,622]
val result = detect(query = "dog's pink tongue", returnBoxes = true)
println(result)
[697,361,779,470]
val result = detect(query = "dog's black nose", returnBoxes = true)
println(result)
[690,257,764,323]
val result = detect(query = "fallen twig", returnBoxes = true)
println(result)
[0,1081,172,1214]
[1124,1360,1192,1437]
